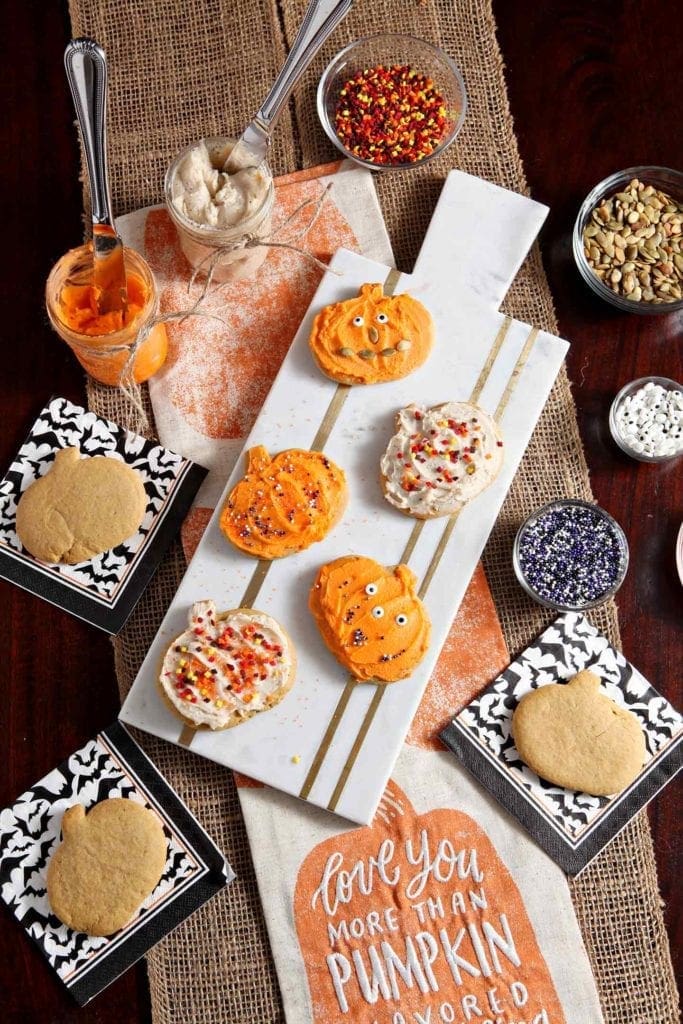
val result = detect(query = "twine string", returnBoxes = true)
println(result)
[187,183,341,298]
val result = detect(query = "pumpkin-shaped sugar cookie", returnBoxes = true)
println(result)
[220,445,347,559]
[159,600,296,730]
[309,555,431,683]
[309,283,434,385]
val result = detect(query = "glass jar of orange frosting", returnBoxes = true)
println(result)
[165,137,274,284]
[45,244,168,386]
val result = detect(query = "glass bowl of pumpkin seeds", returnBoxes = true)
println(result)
[573,166,683,314]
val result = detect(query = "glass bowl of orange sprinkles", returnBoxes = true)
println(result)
[317,34,467,170]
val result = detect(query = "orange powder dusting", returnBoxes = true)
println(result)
[407,562,509,749]
[143,176,358,440]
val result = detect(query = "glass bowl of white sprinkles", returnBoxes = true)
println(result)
[609,376,683,462]
[513,499,629,612]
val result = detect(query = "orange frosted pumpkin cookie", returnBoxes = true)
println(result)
[309,555,431,683]
[159,600,296,730]
[309,283,434,385]
[220,445,347,559]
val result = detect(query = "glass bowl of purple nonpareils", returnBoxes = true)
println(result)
[513,499,629,612]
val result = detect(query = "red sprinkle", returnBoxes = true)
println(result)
[333,64,451,165]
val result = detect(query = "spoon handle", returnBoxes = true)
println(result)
[259,0,353,131]
[64,38,115,228]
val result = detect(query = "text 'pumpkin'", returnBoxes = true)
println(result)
[294,781,566,1024]
[220,446,347,559]
[309,555,431,683]
[309,283,435,385]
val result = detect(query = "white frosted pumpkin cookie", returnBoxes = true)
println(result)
[159,600,296,730]
[380,401,504,519]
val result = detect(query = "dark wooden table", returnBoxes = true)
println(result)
[1,2,680,1020]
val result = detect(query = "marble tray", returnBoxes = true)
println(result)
[120,170,569,824]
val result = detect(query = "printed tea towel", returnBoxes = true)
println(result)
[118,160,394,525]
[236,570,605,1024]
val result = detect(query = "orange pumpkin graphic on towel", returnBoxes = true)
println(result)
[309,555,431,682]
[220,445,347,559]
[309,283,434,385]
[294,781,566,1024]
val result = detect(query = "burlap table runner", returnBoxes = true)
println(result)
[67,1,679,1021]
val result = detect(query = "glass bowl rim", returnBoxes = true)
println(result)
[512,497,630,612]
[572,164,683,315]
[316,32,468,172]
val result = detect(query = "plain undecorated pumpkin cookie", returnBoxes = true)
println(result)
[16,446,147,563]
[511,669,647,796]
[46,799,167,936]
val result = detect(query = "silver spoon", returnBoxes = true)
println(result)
[225,0,353,172]
[64,38,128,316]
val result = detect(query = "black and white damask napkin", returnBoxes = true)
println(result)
[440,612,683,874]
[0,397,206,633]
[0,722,232,1005]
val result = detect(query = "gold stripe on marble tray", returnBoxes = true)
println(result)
[322,322,541,811]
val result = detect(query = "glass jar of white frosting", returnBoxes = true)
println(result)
[165,136,274,283]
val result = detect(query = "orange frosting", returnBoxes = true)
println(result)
[220,446,347,559]
[55,266,167,385]
[309,283,434,385]
[59,272,147,337]
[309,554,431,683]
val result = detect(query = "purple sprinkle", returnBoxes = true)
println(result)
[518,505,624,606]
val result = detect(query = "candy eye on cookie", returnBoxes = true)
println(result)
[352,315,364,326]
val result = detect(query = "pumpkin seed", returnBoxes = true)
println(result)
[396,339,412,352]
[368,326,379,344]
[358,349,375,359]
[379,348,395,357]
[338,347,355,357]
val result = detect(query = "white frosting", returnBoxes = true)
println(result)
[170,140,270,230]
[160,600,292,729]
[380,402,504,517]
